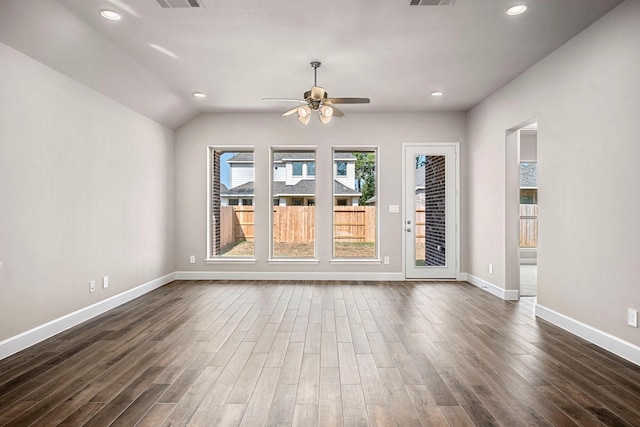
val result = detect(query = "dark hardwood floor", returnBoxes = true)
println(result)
[1,280,639,426]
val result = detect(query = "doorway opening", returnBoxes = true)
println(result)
[506,122,538,298]
[519,126,538,296]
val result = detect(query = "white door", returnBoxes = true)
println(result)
[404,144,458,279]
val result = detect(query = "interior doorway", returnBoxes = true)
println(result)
[506,122,538,298]
[518,126,538,296]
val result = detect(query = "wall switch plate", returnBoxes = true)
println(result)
[383,256,390,265]
[89,280,95,293]
[388,205,399,213]
[102,276,108,289]
[628,309,638,327]
[489,264,493,274]
[189,255,196,264]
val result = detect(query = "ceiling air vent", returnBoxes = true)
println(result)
[155,0,202,8]
[409,0,455,5]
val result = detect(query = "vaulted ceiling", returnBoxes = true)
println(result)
[0,0,623,128]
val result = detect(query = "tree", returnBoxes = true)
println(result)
[354,152,376,204]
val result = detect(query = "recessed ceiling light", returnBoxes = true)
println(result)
[192,92,206,98]
[99,9,122,20]
[506,4,528,16]
[430,91,444,97]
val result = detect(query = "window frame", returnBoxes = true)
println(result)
[269,147,318,262]
[331,148,380,262]
[206,145,256,263]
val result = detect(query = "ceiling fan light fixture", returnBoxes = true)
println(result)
[506,4,528,16]
[298,114,311,125]
[298,105,311,118]
[319,114,332,125]
[320,105,333,117]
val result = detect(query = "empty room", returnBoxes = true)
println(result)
[1,0,639,426]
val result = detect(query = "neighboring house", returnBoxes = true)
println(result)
[220,152,361,206]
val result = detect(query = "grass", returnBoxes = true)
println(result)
[220,241,376,258]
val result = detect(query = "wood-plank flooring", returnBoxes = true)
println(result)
[1,280,639,426]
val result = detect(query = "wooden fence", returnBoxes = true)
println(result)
[520,204,538,248]
[219,206,376,246]
[220,206,255,248]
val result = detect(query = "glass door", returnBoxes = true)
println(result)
[404,144,457,279]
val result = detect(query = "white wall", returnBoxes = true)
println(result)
[175,112,466,275]
[466,1,640,345]
[0,43,175,341]
[519,130,537,162]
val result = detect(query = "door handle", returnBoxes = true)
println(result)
[406,228,412,232]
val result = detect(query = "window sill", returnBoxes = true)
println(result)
[268,258,319,265]
[330,258,381,265]
[205,258,257,264]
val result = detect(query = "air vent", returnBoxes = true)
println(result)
[155,0,201,8]
[409,0,455,5]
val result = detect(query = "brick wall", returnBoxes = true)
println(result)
[424,156,446,266]
[211,150,221,256]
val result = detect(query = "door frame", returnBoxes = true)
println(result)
[402,142,461,280]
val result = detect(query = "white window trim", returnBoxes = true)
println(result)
[331,147,380,262]
[207,145,255,260]
[269,146,318,260]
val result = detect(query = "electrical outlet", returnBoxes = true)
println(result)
[189,255,196,264]
[383,256,390,265]
[102,276,109,289]
[489,264,493,274]
[89,280,95,293]
[628,309,638,328]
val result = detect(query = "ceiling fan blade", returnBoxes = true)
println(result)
[310,86,326,100]
[331,106,344,117]
[262,98,307,104]
[326,97,370,104]
[282,107,299,116]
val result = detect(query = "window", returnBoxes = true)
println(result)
[307,162,315,176]
[272,150,316,258]
[333,150,377,259]
[209,148,255,258]
[292,161,303,176]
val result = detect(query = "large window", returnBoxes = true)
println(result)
[333,150,377,259]
[209,148,255,258]
[272,150,316,258]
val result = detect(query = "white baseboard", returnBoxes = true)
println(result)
[465,273,520,300]
[175,271,405,281]
[535,304,640,367]
[0,272,176,360]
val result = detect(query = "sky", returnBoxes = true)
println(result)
[220,152,234,187]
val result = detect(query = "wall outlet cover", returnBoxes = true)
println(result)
[628,309,638,328]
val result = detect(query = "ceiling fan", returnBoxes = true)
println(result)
[263,61,370,125]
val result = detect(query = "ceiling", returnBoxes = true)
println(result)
[0,0,624,129]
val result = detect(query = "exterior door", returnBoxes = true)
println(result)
[404,144,458,279]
